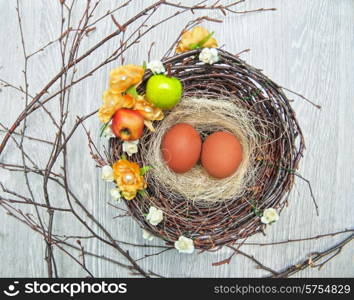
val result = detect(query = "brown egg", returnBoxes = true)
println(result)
[161,123,202,173]
[201,131,243,179]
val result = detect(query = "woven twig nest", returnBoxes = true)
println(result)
[109,48,304,250]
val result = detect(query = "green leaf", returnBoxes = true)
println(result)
[140,166,151,176]
[242,96,252,101]
[138,190,146,197]
[188,32,214,50]
[255,210,263,218]
[120,154,127,160]
[252,205,261,217]
[100,121,110,137]
[250,200,263,217]
[126,85,139,99]
[242,89,263,101]
[188,42,199,50]
[143,61,147,70]
[197,31,214,48]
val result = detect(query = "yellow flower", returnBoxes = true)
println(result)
[98,90,135,123]
[176,26,217,54]
[133,97,164,121]
[112,159,146,200]
[109,65,145,94]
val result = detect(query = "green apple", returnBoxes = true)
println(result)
[145,74,182,110]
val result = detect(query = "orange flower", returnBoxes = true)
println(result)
[176,26,217,54]
[98,90,135,123]
[112,159,146,200]
[109,65,145,94]
[133,97,164,121]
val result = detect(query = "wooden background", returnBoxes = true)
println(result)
[0,0,353,277]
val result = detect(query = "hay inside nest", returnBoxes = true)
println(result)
[141,97,265,203]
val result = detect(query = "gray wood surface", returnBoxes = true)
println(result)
[0,0,353,278]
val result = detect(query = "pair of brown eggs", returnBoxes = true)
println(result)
[161,123,243,179]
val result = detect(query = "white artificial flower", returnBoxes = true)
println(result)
[174,236,194,254]
[146,206,163,226]
[102,125,115,139]
[147,60,165,74]
[101,165,114,182]
[199,48,219,64]
[110,187,121,201]
[122,140,139,156]
[142,229,154,241]
[261,208,279,224]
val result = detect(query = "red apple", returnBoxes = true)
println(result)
[112,109,144,141]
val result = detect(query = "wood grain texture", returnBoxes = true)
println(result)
[0,0,353,277]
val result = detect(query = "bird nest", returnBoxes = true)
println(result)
[109,48,304,250]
